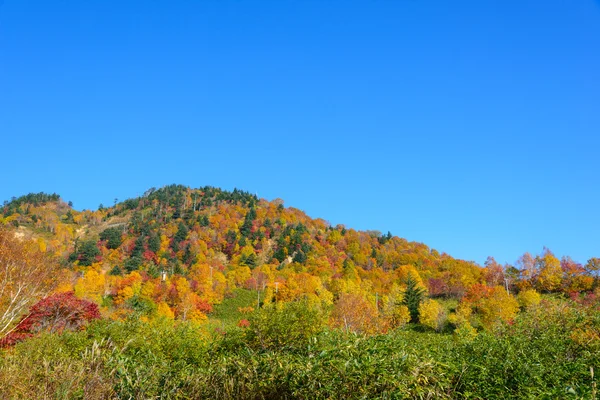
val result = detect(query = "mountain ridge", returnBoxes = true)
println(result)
[3,184,596,325]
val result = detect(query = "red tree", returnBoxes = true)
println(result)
[1,292,100,347]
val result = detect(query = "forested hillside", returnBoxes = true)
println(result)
[1,185,598,398]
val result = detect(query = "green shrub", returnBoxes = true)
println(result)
[0,297,597,399]
[244,299,326,352]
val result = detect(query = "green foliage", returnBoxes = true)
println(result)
[292,250,307,264]
[378,230,393,244]
[148,234,161,253]
[127,296,157,316]
[124,256,142,273]
[71,240,100,266]
[239,252,257,269]
[198,214,210,227]
[451,299,600,398]
[2,192,61,216]
[173,222,189,244]
[239,207,256,237]
[210,289,257,327]
[99,227,122,249]
[244,300,326,352]
[1,297,598,399]
[109,264,122,276]
[131,236,145,258]
[402,274,425,323]
[272,246,287,263]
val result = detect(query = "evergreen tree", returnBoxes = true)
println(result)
[293,250,307,264]
[75,240,101,267]
[100,227,122,250]
[402,274,425,323]
[240,207,256,237]
[124,256,142,273]
[131,236,145,258]
[148,234,161,253]
[174,222,189,243]
[109,265,123,276]
[272,246,287,263]
[172,222,189,252]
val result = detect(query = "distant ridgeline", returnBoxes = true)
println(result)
[1,184,598,325]
[2,192,62,213]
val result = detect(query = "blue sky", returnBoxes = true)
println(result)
[1,0,599,266]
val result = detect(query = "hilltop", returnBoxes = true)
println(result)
[1,185,599,399]
[0,185,485,320]
[1,184,597,327]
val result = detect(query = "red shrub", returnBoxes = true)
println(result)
[0,292,100,348]
[238,319,250,328]
[196,298,213,314]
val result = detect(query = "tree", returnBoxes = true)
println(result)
[504,264,520,293]
[174,222,189,244]
[484,256,505,287]
[330,293,379,335]
[402,274,425,323]
[418,299,446,331]
[148,234,161,253]
[386,304,411,330]
[0,229,60,338]
[477,287,520,329]
[74,269,106,303]
[517,252,536,282]
[99,227,122,249]
[71,240,100,266]
[517,289,541,309]
[534,249,562,292]
[561,256,592,292]
[585,257,600,278]
[1,292,100,347]
[240,207,256,237]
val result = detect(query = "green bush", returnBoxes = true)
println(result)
[244,300,327,352]
[0,297,597,399]
[450,298,600,399]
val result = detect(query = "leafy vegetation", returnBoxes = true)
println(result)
[0,296,598,399]
[0,184,599,398]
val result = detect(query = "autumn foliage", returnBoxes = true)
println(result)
[0,186,599,398]
[1,292,100,347]
[0,228,59,337]
[1,185,599,337]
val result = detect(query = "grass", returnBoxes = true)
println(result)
[209,288,258,328]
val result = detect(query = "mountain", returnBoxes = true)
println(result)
[0,184,499,321]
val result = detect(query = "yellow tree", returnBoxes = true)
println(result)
[478,286,520,329]
[383,301,410,330]
[517,289,541,309]
[156,302,175,319]
[418,299,446,331]
[0,229,60,336]
[534,249,562,292]
[74,269,106,303]
[169,276,208,322]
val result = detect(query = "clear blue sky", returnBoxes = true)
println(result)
[1,0,599,266]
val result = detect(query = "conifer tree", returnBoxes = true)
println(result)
[402,274,425,323]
